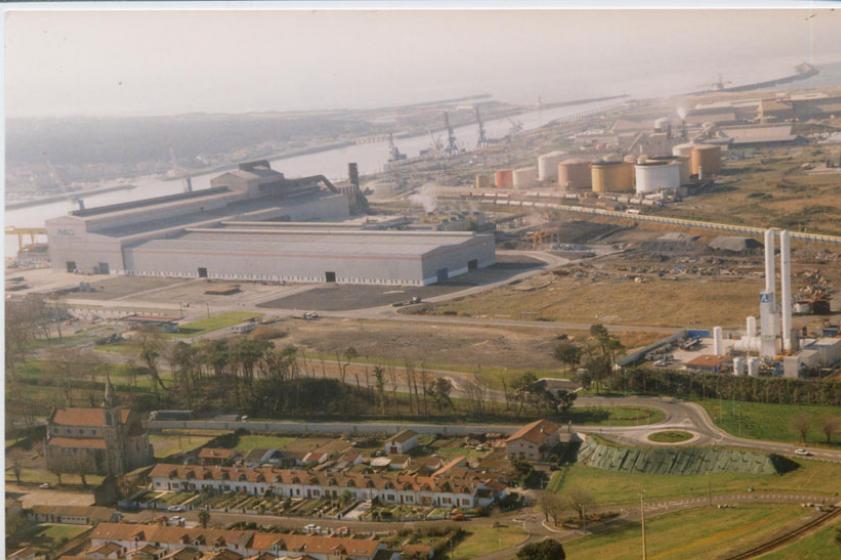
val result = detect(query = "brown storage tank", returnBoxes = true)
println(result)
[495,169,514,188]
[557,159,592,190]
[591,161,634,193]
[475,174,492,189]
[690,144,722,176]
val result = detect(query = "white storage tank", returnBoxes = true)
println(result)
[654,117,670,132]
[634,161,681,195]
[672,142,694,159]
[537,151,566,182]
[747,357,761,377]
[512,167,538,189]
[732,357,746,376]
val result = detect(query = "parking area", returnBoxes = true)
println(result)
[258,255,544,311]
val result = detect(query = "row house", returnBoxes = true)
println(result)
[84,523,395,560]
[149,464,499,509]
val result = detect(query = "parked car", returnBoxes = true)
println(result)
[39,483,51,489]
[303,312,319,320]
[794,448,812,456]
[167,504,186,512]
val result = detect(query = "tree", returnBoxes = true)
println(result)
[553,342,582,374]
[11,459,22,484]
[538,492,565,526]
[132,327,168,391]
[792,412,812,444]
[563,487,595,532]
[517,539,566,560]
[819,415,839,444]
[555,389,577,414]
[430,377,454,412]
[198,509,211,529]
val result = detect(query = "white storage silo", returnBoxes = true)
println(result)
[634,161,681,195]
[537,151,567,182]
[672,143,694,159]
[747,357,761,377]
[732,357,746,376]
[512,167,538,189]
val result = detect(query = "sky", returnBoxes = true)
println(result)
[5,8,841,118]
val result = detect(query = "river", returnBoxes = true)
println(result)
[4,97,621,258]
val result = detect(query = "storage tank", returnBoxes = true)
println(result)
[591,161,634,194]
[635,161,681,194]
[475,174,492,189]
[746,357,760,377]
[732,357,746,376]
[557,159,592,191]
[647,156,690,185]
[690,144,722,177]
[537,151,566,182]
[512,167,538,189]
[495,169,514,189]
[654,117,670,132]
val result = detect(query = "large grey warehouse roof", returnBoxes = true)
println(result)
[70,187,230,218]
[132,228,488,258]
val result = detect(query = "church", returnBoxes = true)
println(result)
[45,380,154,477]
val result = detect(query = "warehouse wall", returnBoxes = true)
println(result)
[47,217,125,274]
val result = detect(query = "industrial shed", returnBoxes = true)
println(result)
[124,226,495,285]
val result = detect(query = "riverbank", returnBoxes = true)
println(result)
[5,183,136,210]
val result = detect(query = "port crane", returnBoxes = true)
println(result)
[388,133,407,162]
[443,111,459,156]
[475,106,488,148]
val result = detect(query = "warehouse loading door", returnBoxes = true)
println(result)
[197,267,208,278]
[66,261,76,273]
[468,259,478,271]
[436,268,449,283]
[98,262,110,275]
[325,271,336,283]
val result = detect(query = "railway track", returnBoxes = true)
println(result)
[722,506,841,560]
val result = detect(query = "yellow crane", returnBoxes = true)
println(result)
[5,226,47,250]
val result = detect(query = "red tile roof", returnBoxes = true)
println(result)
[51,407,130,427]
[198,448,239,460]
[505,419,560,446]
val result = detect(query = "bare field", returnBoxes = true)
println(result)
[430,271,764,329]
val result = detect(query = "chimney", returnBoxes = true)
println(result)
[348,162,360,191]
[779,230,794,352]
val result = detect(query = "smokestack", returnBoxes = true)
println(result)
[779,230,793,352]
[348,162,360,190]
[184,176,193,193]
[75,197,85,211]
[713,326,724,356]
[764,229,775,295]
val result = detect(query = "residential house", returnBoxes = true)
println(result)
[384,430,418,455]
[505,419,561,462]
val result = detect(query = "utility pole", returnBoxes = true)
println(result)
[640,490,647,560]
[475,106,487,148]
[444,112,458,156]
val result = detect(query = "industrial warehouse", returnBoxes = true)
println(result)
[45,161,496,285]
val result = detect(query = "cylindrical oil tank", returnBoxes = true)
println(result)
[558,159,591,190]
[690,144,722,176]
[475,174,492,189]
[591,161,634,194]
[654,117,670,132]
[672,142,694,159]
[635,161,681,195]
[495,169,514,188]
[537,151,566,182]
[512,167,538,189]
[647,156,690,185]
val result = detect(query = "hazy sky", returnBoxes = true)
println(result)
[6,8,841,118]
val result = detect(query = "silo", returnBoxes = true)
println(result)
[654,117,670,132]
[512,167,538,189]
[591,161,634,194]
[634,161,681,195]
[495,169,514,188]
[557,159,592,191]
[475,174,492,189]
[537,151,567,182]
[672,143,694,159]
[646,156,689,186]
[747,357,760,377]
[690,144,722,177]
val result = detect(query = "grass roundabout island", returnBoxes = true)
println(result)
[647,430,695,444]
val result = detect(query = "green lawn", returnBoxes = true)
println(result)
[172,312,264,337]
[700,400,841,448]
[149,432,220,459]
[5,467,104,488]
[548,458,841,506]
[563,505,811,560]
[450,524,528,560]
[648,431,694,443]
[761,519,841,560]
[36,523,91,547]
[232,434,299,452]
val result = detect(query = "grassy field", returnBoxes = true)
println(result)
[149,431,222,459]
[648,430,694,443]
[548,459,841,505]
[232,435,300,452]
[450,524,528,560]
[761,519,841,560]
[5,466,104,487]
[36,523,91,547]
[700,400,841,448]
[430,272,762,329]
[172,311,263,337]
[563,505,812,560]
